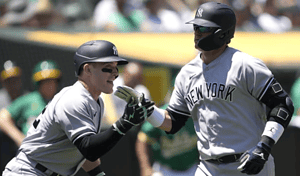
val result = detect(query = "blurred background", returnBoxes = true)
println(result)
[0,0,300,175]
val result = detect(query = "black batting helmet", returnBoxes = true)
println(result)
[186,2,236,51]
[74,40,128,76]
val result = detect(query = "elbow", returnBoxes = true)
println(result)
[74,137,100,162]
[84,150,100,162]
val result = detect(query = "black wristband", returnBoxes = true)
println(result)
[87,165,103,176]
[260,135,275,152]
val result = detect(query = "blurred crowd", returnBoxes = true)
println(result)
[0,0,299,33]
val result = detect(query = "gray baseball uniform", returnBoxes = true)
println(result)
[4,81,104,176]
[167,47,275,175]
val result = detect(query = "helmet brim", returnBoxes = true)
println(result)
[186,18,220,28]
[92,56,128,65]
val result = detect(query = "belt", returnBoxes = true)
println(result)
[206,153,242,164]
[35,163,60,176]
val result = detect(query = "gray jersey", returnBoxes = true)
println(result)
[20,81,104,176]
[168,47,273,161]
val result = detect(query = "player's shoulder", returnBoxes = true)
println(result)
[54,81,92,107]
[180,53,202,74]
[230,47,265,65]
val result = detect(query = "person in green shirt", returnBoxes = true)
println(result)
[290,76,300,117]
[136,76,199,176]
[0,60,61,147]
[136,103,198,176]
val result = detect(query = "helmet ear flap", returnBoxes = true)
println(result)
[214,29,228,39]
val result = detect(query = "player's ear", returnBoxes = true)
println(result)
[83,64,92,75]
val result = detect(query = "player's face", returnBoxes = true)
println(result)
[90,62,118,94]
[193,25,216,50]
[39,79,59,101]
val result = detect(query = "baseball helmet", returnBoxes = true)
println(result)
[32,60,61,85]
[186,2,236,51]
[73,40,128,76]
[1,60,21,81]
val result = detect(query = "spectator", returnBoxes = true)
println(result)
[139,0,183,32]
[290,72,300,117]
[92,0,118,30]
[0,60,26,175]
[0,0,63,28]
[257,0,293,33]
[0,60,26,108]
[164,0,194,32]
[53,0,94,28]
[0,60,61,147]
[114,62,151,116]
[232,0,262,31]
[0,0,10,18]
[93,0,144,32]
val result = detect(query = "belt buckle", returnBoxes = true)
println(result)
[216,154,238,163]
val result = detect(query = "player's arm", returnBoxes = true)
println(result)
[114,85,189,133]
[147,106,189,134]
[74,97,154,162]
[238,78,294,175]
[82,159,105,176]
[136,132,154,176]
[0,108,25,146]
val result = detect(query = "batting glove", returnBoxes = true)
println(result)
[113,95,154,135]
[237,142,271,175]
[114,85,143,105]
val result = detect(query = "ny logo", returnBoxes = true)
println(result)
[197,8,203,17]
[113,46,118,55]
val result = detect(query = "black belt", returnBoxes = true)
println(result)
[35,163,60,176]
[206,153,242,164]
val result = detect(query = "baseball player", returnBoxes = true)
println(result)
[2,40,154,176]
[116,2,294,176]
[0,60,61,147]
[136,104,198,176]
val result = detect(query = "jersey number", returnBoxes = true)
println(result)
[33,107,46,129]
[33,119,40,129]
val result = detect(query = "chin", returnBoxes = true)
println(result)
[103,89,113,94]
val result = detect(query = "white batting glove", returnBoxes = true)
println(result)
[114,85,143,105]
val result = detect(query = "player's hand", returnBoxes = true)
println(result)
[113,95,154,134]
[237,142,271,175]
[123,94,155,126]
[114,85,143,105]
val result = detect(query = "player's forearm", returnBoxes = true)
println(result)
[147,106,172,131]
[158,111,172,132]
[0,108,25,146]
[74,126,124,161]
[82,159,101,172]
[135,139,153,176]
[82,159,105,176]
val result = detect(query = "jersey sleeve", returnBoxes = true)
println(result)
[168,71,190,117]
[243,57,274,100]
[55,97,97,144]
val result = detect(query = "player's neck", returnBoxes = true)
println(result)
[78,79,101,101]
[201,45,227,65]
